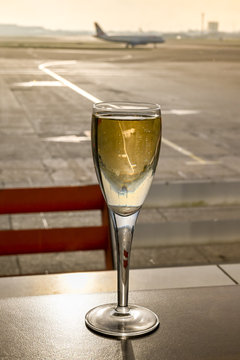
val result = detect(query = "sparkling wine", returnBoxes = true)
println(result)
[92,112,161,215]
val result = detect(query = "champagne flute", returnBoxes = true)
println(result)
[85,101,162,337]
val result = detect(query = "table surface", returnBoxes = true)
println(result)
[0,264,236,298]
[0,283,240,359]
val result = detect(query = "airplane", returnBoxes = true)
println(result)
[94,22,165,48]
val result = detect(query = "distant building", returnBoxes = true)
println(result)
[208,22,219,33]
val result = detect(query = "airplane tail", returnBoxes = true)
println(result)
[94,22,106,37]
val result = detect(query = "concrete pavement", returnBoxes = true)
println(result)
[0,41,240,276]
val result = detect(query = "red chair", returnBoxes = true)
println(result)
[0,185,113,270]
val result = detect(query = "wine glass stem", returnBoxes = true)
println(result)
[110,210,139,311]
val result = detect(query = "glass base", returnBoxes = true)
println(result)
[85,303,159,338]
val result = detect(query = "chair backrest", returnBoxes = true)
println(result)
[0,185,113,270]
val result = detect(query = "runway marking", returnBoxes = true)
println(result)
[104,55,133,62]
[13,81,63,87]
[161,138,206,163]
[162,109,200,115]
[43,135,90,143]
[39,61,101,103]
[186,160,221,165]
[177,171,187,179]
[162,138,220,165]
[38,61,211,164]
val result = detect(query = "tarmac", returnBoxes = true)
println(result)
[0,39,240,276]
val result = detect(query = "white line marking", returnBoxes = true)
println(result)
[178,171,187,178]
[38,61,210,164]
[39,61,101,103]
[106,55,133,62]
[162,109,200,115]
[13,81,63,87]
[162,140,221,165]
[186,160,221,165]
[43,135,90,143]
[161,138,207,164]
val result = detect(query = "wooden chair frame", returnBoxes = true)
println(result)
[0,185,113,270]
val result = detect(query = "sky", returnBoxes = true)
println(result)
[0,0,239,33]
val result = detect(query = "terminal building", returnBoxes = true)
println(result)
[208,21,219,33]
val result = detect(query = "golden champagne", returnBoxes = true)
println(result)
[92,113,161,215]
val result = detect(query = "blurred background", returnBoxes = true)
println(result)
[0,0,240,276]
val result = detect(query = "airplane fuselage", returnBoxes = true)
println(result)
[96,34,164,46]
[94,22,165,47]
